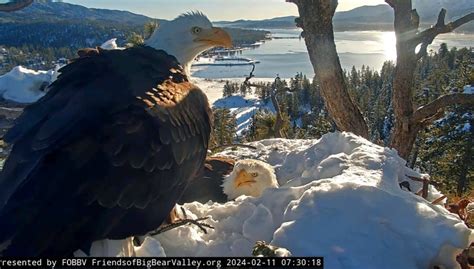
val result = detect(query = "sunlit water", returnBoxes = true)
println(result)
[192,29,474,79]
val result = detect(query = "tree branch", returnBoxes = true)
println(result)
[416,10,474,59]
[413,93,474,123]
[385,0,397,8]
[0,0,32,12]
[210,143,257,152]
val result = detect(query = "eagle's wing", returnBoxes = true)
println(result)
[0,47,211,256]
[178,157,235,204]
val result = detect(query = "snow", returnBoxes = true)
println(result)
[83,132,472,269]
[213,95,274,136]
[0,66,55,103]
[191,78,230,105]
[100,38,125,50]
[191,77,278,136]
[191,77,275,106]
[463,85,473,94]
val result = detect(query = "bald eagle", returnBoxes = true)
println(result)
[0,12,232,257]
[222,159,279,200]
[178,158,278,204]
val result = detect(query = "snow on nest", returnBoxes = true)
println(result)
[0,66,58,103]
[85,132,472,269]
[100,38,125,50]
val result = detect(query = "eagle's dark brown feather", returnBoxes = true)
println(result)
[178,157,235,204]
[0,46,211,256]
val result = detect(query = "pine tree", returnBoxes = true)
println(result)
[210,108,237,149]
[223,81,233,97]
[416,47,474,196]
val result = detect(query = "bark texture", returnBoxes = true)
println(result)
[386,0,474,159]
[288,0,369,138]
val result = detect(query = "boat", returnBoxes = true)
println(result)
[193,56,260,66]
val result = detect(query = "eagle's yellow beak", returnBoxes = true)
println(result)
[195,27,233,48]
[234,169,256,188]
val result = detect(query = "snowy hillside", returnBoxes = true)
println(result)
[194,77,277,135]
[82,132,473,269]
[213,95,275,136]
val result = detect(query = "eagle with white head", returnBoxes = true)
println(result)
[222,159,279,200]
[0,12,232,256]
[146,11,231,75]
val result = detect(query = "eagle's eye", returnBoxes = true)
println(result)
[192,27,202,34]
[251,172,259,177]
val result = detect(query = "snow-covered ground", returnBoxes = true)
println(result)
[0,64,275,136]
[463,84,473,94]
[0,65,269,107]
[0,66,55,103]
[82,132,472,269]
[192,77,277,135]
[213,95,275,136]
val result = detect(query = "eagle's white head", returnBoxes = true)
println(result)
[222,159,279,200]
[145,11,232,76]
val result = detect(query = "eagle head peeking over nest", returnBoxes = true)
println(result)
[0,12,231,257]
[222,159,279,200]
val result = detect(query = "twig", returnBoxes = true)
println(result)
[415,10,474,59]
[243,63,256,86]
[431,195,447,205]
[243,63,269,90]
[149,217,214,235]
[210,143,257,152]
[149,206,214,236]
[407,175,441,187]
[407,175,432,199]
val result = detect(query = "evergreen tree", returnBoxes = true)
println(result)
[210,108,237,149]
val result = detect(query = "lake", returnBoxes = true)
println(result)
[191,29,474,79]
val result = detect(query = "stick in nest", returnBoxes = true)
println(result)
[148,206,215,236]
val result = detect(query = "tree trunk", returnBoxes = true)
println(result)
[270,88,285,138]
[288,0,369,138]
[389,0,422,159]
[457,127,473,195]
[386,0,474,160]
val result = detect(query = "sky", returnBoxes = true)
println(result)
[65,0,388,21]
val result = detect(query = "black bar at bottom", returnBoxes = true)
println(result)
[0,257,324,268]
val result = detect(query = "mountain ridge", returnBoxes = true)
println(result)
[0,1,157,25]
[215,2,473,31]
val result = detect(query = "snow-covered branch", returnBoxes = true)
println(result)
[413,93,474,123]
[416,10,474,59]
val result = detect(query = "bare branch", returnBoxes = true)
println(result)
[431,195,447,205]
[419,110,445,128]
[210,143,257,152]
[242,63,271,91]
[413,93,474,123]
[416,10,474,58]
[385,0,397,8]
[411,9,420,29]
[436,8,447,27]
[243,63,256,87]
[0,0,33,12]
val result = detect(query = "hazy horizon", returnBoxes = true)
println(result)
[64,0,387,21]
